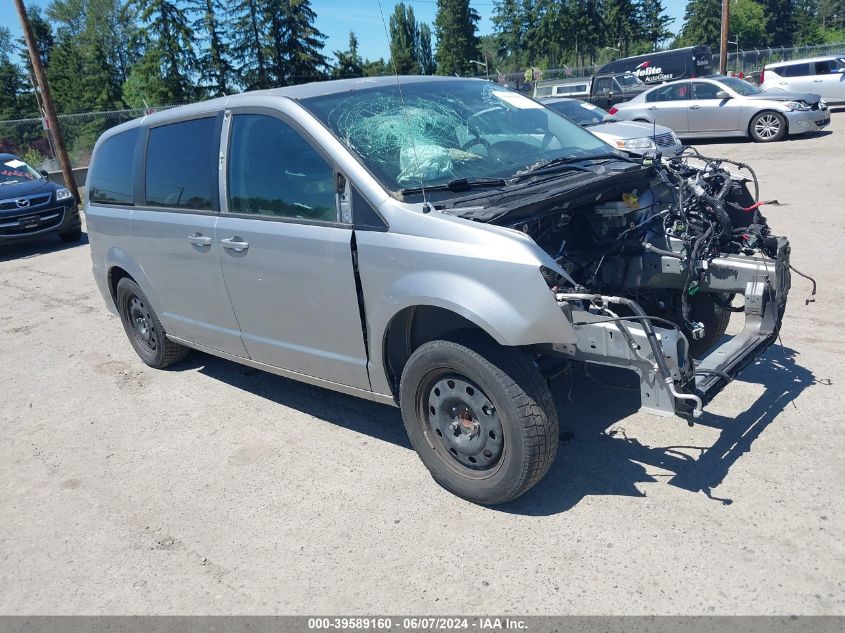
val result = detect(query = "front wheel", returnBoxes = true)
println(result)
[399,334,559,505]
[58,226,82,242]
[750,111,787,142]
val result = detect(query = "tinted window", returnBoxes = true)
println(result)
[692,82,720,99]
[647,82,691,102]
[89,128,138,205]
[780,63,811,77]
[814,59,843,75]
[227,114,336,222]
[145,117,217,210]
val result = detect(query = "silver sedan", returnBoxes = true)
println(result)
[610,76,830,142]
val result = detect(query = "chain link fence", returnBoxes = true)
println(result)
[0,104,185,172]
[721,42,845,82]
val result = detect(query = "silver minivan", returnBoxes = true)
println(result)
[87,77,791,504]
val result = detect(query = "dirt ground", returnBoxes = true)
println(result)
[1,113,843,616]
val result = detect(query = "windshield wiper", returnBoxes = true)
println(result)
[399,177,508,197]
[511,152,638,181]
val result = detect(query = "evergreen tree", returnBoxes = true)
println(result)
[0,27,25,121]
[228,0,268,90]
[189,0,232,96]
[18,4,54,72]
[676,0,722,49]
[763,0,797,46]
[332,31,364,79]
[492,0,527,69]
[602,0,641,56]
[418,23,436,74]
[133,0,198,101]
[267,0,329,85]
[389,3,421,74]
[638,0,674,51]
[434,0,481,76]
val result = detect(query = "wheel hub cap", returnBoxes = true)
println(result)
[128,296,157,351]
[426,376,503,470]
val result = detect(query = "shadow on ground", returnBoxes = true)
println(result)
[685,129,832,147]
[181,343,816,515]
[0,232,88,262]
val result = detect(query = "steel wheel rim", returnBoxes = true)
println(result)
[422,373,504,472]
[128,295,158,352]
[754,114,780,139]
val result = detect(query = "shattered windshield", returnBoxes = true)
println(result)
[0,157,41,185]
[300,79,610,196]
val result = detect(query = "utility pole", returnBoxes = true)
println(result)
[13,0,80,203]
[719,0,730,75]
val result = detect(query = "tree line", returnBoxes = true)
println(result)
[1,0,844,162]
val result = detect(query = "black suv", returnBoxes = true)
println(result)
[0,153,81,245]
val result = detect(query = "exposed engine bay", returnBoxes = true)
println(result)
[443,150,809,420]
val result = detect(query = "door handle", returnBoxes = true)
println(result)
[813,79,823,82]
[188,233,212,246]
[647,106,657,110]
[220,237,249,252]
[689,104,701,109]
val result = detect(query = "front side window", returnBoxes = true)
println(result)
[145,117,217,210]
[692,82,720,99]
[814,59,844,75]
[227,114,336,222]
[300,79,609,196]
[89,128,138,205]
[594,78,613,93]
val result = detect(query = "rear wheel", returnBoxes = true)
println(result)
[399,333,558,505]
[116,278,189,368]
[749,111,787,142]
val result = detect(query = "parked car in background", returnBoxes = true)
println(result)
[541,97,683,156]
[586,72,648,110]
[761,56,845,104]
[533,78,591,99]
[611,75,829,142]
[596,45,714,85]
[0,153,81,245]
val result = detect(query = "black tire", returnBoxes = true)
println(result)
[116,277,189,368]
[685,293,732,358]
[58,226,82,242]
[399,333,558,505]
[749,110,787,142]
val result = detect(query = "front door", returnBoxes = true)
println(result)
[811,59,845,102]
[215,111,371,390]
[130,116,247,356]
[687,81,740,133]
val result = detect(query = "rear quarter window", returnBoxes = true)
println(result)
[144,117,219,210]
[88,128,139,205]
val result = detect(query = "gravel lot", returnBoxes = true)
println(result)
[1,113,844,616]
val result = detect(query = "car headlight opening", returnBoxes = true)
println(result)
[616,137,655,150]
[55,188,73,202]
[784,101,811,111]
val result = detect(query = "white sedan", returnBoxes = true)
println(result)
[541,97,684,156]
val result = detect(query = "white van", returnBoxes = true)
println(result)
[761,56,845,104]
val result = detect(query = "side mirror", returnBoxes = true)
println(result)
[40,169,49,178]
[716,91,731,100]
